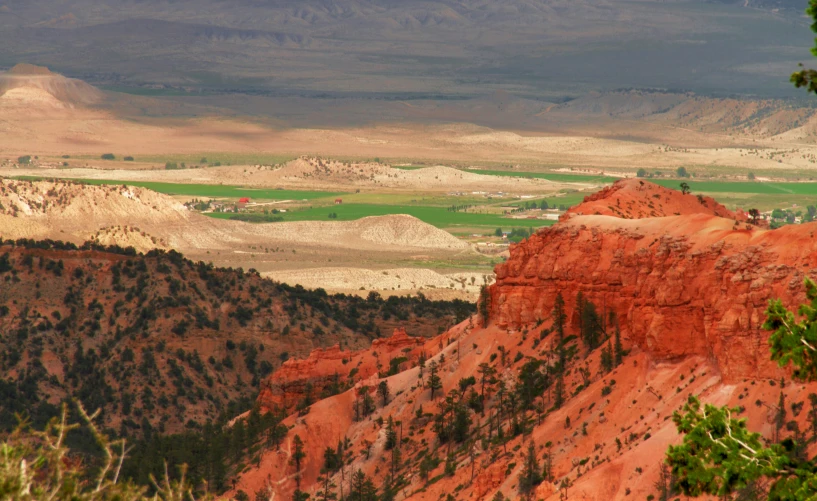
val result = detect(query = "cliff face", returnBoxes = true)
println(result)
[257,328,438,412]
[491,213,815,381]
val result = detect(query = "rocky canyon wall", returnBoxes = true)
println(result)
[490,212,817,381]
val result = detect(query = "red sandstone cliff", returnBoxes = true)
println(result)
[257,328,443,411]
[491,213,814,382]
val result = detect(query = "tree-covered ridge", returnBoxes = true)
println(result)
[0,238,473,438]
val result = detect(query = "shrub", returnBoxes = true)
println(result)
[124,156,135,161]
[1,402,211,501]
[101,153,116,160]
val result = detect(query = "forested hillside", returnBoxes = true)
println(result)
[0,239,472,435]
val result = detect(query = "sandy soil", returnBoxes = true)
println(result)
[5,76,817,177]
[264,266,494,300]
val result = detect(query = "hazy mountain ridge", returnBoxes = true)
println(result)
[0,0,810,99]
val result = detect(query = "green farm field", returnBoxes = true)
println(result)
[650,179,817,195]
[14,174,584,232]
[23,166,817,227]
[454,169,817,210]
[14,177,341,201]
[207,203,559,231]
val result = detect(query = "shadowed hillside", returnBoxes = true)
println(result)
[0,0,811,102]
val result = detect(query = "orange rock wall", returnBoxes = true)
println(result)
[258,328,431,411]
[490,214,817,381]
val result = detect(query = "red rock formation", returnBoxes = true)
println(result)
[563,178,747,221]
[258,328,430,411]
[236,180,817,501]
[491,212,817,381]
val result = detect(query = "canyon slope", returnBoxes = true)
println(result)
[230,179,817,501]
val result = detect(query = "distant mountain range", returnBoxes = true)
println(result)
[0,0,813,102]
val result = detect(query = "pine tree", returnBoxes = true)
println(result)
[384,416,397,450]
[478,362,496,411]
[478,285,491,322]
[575,291,585,335]
[377,380,390,406]
[554,292,568,373]
[363,391,375,415]
[580,299,601,352]
[291,434,306,490]
[613,325,624,367]
[542,447,553,482]
[444,453,456,476]
[419,453,435,483]
[553,292,566,342]
[452,401,472,442]
[391,445,402,477]
[350,470,377,501]
[380,473,397,501]
[427,360,442,400]
[316,469,337,501]
[553,374,564,410]
[600,341,614,374]
[355,386,375,418]
[518,441,543,498]
[323,446,339,472]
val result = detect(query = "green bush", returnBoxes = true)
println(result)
[101,153,116,160]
